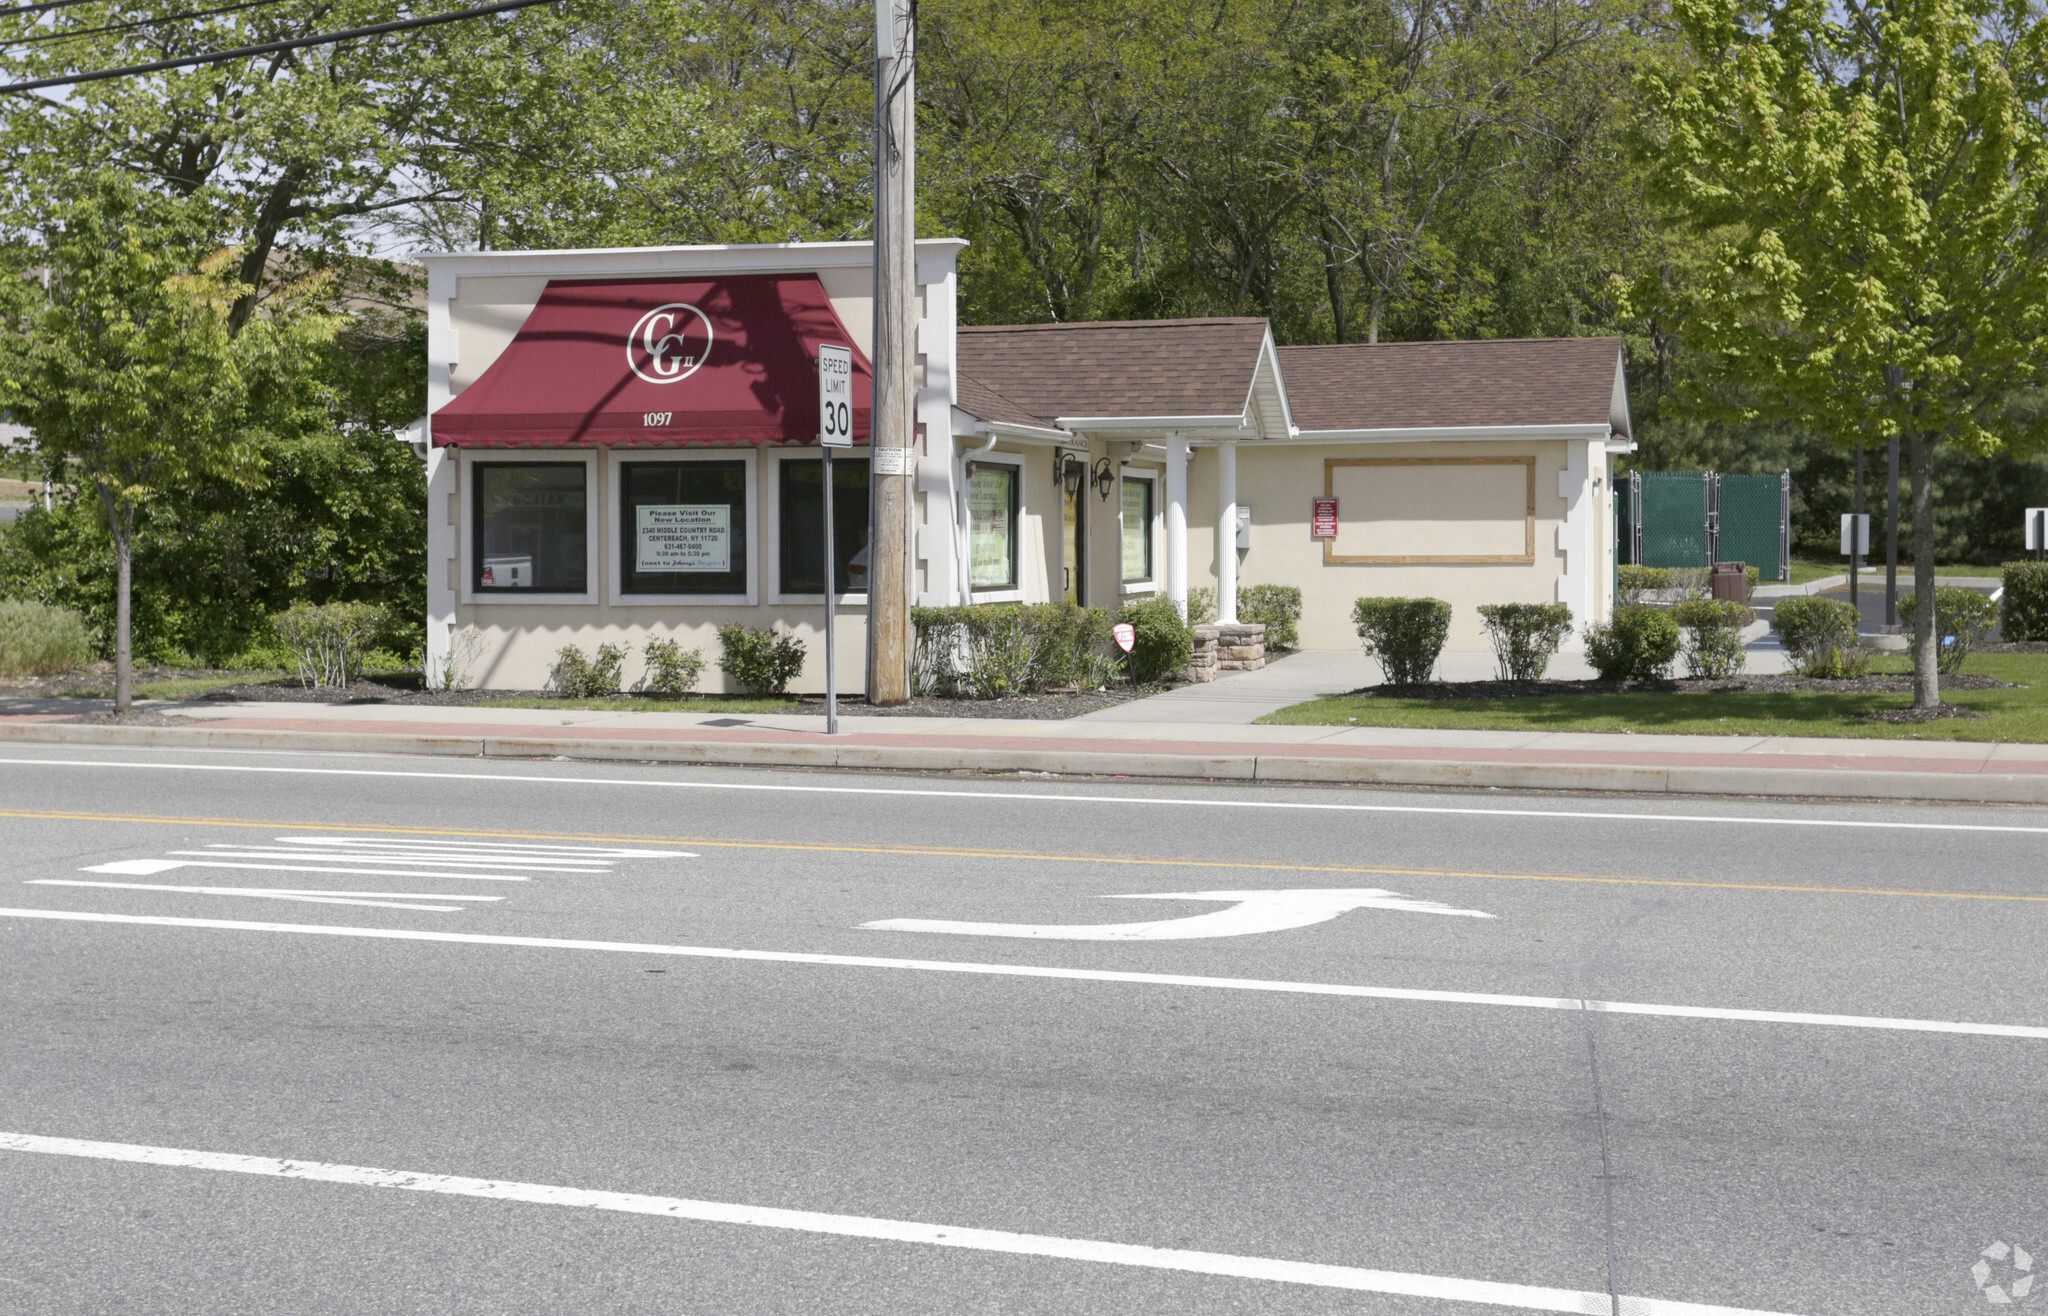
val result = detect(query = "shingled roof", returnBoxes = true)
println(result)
[1278,337,1627,435]
[957,318,1274,425]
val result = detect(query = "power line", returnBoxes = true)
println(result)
[0,0,561,93]
[0,0,118,21]
[5,0,293,49]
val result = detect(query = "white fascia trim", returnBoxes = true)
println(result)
[1245,328,1299,438]
[954,413,1075,445]
[417,238,968,278]
[1289,423,1613,443]
[1055,414,1247,431]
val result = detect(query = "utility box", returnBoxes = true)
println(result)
[1711,562,1750,604]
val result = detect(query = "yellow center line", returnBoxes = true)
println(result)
[1,807,2044,905]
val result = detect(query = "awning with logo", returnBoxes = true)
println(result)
[430,274,872,448]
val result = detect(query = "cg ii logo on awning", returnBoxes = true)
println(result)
[628,303,715,384]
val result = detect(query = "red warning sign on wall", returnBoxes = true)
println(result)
[1311,496,1339,539]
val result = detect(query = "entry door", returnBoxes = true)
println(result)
[1062,476,1086,604]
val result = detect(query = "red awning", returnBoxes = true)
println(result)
[431,274,872,448]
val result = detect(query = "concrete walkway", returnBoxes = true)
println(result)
[3,660,2044,804]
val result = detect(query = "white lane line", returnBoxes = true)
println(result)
[268,837,697,858]
[2,756,2044,835]
[81,859,529,882]
[28,881,498,913]
[179,850,612,872]
[0,1131,1799,1316]
[2,907,2041,1040]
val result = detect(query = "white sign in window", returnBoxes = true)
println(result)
[637,504,731,573]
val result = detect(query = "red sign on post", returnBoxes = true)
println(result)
[1311,496,1339,539]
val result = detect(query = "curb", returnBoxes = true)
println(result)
[4,720,2045,805]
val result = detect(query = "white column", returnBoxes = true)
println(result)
[1215,440,1238,623]
[1165,433,1189,617]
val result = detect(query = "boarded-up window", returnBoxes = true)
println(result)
[1323,457,1535,564]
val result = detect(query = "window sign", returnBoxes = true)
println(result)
[1121,476,1154,581]
[474,463,587,593]
[637,505,730,572]
[968,465,1018,590]
[620,460,747,594]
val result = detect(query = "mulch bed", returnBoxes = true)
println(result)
[1350,672,2015,700]
[806,686,1177,719]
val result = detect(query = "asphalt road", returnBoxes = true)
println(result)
[0,746,2043,1315]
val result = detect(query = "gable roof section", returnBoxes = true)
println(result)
[1278,337,1627,436]
[957,318,1273,429]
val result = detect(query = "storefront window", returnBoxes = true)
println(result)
[1121,475,1154,582]
[780,457,871,595]
[620,460,747,594]
[968,463,1018,590]
[473,462,587,593]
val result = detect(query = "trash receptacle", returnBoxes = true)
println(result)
[1711,562,1749,604]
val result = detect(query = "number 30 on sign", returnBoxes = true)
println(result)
[818,344,854,448]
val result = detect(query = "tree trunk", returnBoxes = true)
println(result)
[113,512,133,716]
[1907,427,1938,709]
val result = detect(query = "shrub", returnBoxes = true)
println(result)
[272,601,387,689]
[1618,563,1758,603]
[1351,597,1452,685]
[1025,601,1115,689]
[1238,584,1303,650]
[435,623,486,692]
[2003,561,2048,641]
[911,603,1123,696]
[1186,587,1217,626]
[1771,597,1860,677]
[550,641,628,697]
[639,637,705,697]
[717,624,806,695]
[1116,595,1193,683]
[0,599,93,678]
[1476,603,1572,681]
[1900,586,1998,676]
[1670,598,1751,678]
[1584,605,1681,681]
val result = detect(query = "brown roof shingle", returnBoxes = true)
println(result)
[957,318,1270,423]
[1278,337,1624,433]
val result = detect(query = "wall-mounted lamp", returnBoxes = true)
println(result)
[1090,457,1116,502]
[1056,451,1087,497]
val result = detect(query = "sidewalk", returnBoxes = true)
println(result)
[3,651,2044,804]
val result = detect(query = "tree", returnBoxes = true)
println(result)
[0,178,336,711]
[1638,0,2048,707]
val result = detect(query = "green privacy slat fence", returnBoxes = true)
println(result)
[1640,472,1711,568]
[1618,470,1789,581]
[1717,473,1790,580]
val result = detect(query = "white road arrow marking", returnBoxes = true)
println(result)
[861,888,1494,941]
[29,880,502,913]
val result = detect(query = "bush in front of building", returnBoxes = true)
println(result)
[1584,605,1681,681]
[1476,603,1572,681]
[1238,584,1302,650]
[1669,598,1751,678]
[272,600,388,689]
[717,624,806,695]
[1900,586,1998,675]
[639,637,705,697]
[1116,596,1193,684]
[1769,597,1861,677]
[0,599,94,678]
[2004,561,2048,641]
[911,603,1119,696]
[550,641,628,697]
[1351,597,1451,685]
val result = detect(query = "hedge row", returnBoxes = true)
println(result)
[1352,595,1754,684]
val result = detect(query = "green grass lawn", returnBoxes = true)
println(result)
[479,695,801,714]
[52,671,288,700]
[1786,558,2010,585]
[1257,653,2048,741]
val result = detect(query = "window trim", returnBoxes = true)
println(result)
[1119,464,1163,595]
[458,449,599,606]
[766,447,871,606]
[608,448,760,606]
[964,449,1025,603]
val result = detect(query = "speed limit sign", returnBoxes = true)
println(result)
[818,344,854,448]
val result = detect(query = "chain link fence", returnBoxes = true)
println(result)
[1617,470,1790,581]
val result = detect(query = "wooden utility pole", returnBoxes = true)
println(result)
[866,0,916,705]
